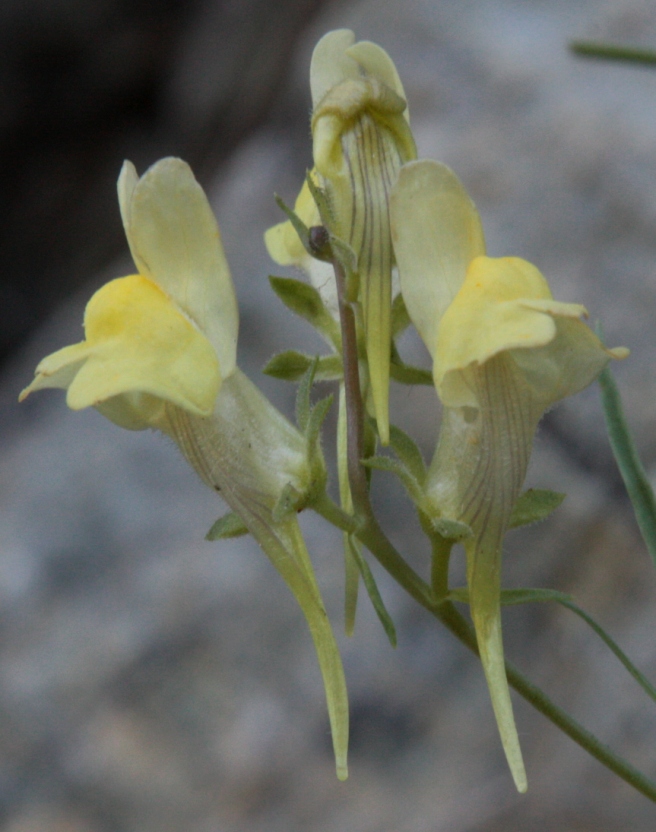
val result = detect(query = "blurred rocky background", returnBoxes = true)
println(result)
[3,0,656,829]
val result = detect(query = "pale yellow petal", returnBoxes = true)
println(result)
[511,316,627,410]
[67,274,220,418]
[434,257,556,406]
[346,40,409,117]
[264,177,321,267]
[391,160,485,354]
[123,157,238,378]
[117,159,138,244]
[310,29,358,110]
[435,255,626,409]
[19,342,90,401]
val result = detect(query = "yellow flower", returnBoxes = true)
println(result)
[390,159,628,792]
[266,29,417,444]
[21,157,236,428]
[20,157,349,781]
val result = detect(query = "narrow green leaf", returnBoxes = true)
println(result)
[263,351,342,382]
[348,537,397,647]
[508,488,566,529]
[274,193,314,258]
[269,276,341,347]
[598,363,656,568]
[295,358,318,432]
[450,586,656,706]
[206,512,249,540]
[558,596,656,706]
[389,424,426,484]
[306,394,334,452]
[363,455,424,506]
[305,172,335,229]
[389,348,433,385]
[570,41,656,66]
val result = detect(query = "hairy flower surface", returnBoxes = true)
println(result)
[267,29,416,444]
[391,159,628,791]
[21,157,349,780]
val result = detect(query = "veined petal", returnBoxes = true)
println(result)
[21,275,221,429]
[427,360,533,792]
[121,158,238,378]
[307,32,417,445]
[391,161,485,354]
[165,370,349,779]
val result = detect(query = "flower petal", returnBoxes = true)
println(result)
[310,29,359,110]
[511,316,628,410]
[122,157,238,378]
[391,160,485,355]
[117,159,138,240]
[28,274,220,429]
[19,342,89,401]
[346,40,408,110]
[434,255,625,409]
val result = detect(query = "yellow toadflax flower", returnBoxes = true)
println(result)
[390,159,628,792]
[266,29,417,444]
[20,157,349,781]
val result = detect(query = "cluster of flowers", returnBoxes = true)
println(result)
[21,30,626,791]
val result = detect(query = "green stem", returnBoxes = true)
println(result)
[430,534,453,600]
[314,488,656,800]
[326,246,656,801]
[570,41,656,66]
[435,603,656,802]
[598,365,656,567]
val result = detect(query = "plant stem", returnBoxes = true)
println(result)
[325,249,656,801]
[570,41,656,66]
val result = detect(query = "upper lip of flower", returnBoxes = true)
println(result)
[117,157,239,379]
[20,158,240,424]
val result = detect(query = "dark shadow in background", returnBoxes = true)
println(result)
[0,0,332,369]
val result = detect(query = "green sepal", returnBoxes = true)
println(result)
[304,395,333,502]
[508,488,566,529]
[273,481,304,523]
[295,357,318,432]
[306,394,334,451]
[273,193,331,263]
[391,292,412,337]
[348,535,397,647]
[389,345,433,386]
[389,424,426,485]
[431,517,474,542]
[304,174,359,300]
[263,350,343,382]
[363,454,424,507]
[269,276,341,348]
[305,172,335,231]
[206,512,249,540]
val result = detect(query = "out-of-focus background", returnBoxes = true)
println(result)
[3,0,656,829]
